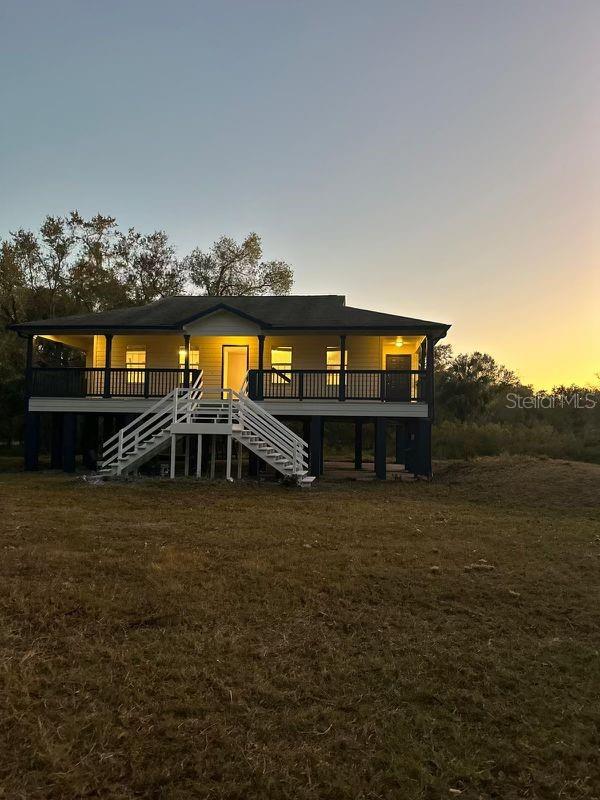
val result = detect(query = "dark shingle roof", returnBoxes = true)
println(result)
[9,295,450,334]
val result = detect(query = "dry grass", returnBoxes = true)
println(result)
[1,456,599,799]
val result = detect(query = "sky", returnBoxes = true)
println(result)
[0,0,598,389]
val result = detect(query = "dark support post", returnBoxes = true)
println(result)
[50,413,64,469]
[404,420,416,474]
[103,334,113,398]
[62,413,77,473]
[23,335,39,471]
[309,416,322,477]
[257,335,265,400]
[25,334,34,398]
[302,418,310,444]
[426,333,435,418]
[339,334,346,401]
[374,417,387,480]
[183,334,191,388]
[103,414,115,442]
[24,412,40,471]
[248,451,260,478]
[414,420,432,478]
[82,414,98,470]
[354,419,363,470]
[395,422,405,465]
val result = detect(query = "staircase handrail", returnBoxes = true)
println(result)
[232,389,307,448]
[103,370,203,449]
[230,389,308,472]
[102,373,204,467]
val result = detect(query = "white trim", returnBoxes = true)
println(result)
[258,400,429,417]
[171,422,234,434]
[29,396,428,418]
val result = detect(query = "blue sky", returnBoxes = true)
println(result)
[1,0,599,387]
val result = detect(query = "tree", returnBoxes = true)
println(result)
[67,212,126,312]
[184,232,293,296]
[437,351,519,421]
[115,229,185,305]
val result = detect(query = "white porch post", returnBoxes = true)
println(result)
[170,434,177,478]
[184,436,190,477]
[226,434,232,480]
[237,439,243,479]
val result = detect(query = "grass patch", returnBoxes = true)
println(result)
[1,456,599,799]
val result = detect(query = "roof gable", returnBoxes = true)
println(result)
[183,307,262,335]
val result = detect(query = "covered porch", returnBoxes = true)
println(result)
[26,331,434,404]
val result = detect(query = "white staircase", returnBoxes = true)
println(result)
[98,373,313,485]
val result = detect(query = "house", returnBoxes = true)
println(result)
[9,295,450,481]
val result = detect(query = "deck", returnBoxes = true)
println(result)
[27,367,431,418]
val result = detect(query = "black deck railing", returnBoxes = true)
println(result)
[29,367,427,402]
[247,369,427,402]
[30,368,200,398]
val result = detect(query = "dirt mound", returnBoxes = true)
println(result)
[433,455,600,511]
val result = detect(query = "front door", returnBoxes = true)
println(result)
[385,354,412,401]
[222,345,249,392]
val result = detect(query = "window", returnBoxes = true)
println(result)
[178,347,200,371]
[326,347,348,384]
[126,348,146,383]
[271,346,292,383]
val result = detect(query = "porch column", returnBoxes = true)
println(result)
[374,417,387,480]
[426,333,435,419]
[50,413,64,469]
[23,335,38,471]
[62,412,77,473]
[395,422,405,465]
[309,416,322,477]
[24,412,40,471]
[82,414,99,470]
[339,334,346,401]
[354,419,363,470]
[256,335,265,400]
[103,334,113,398]
[248,451,260,477]
[182,334,190,388]
[404,420,416,474]
[25,334,34,398]
[414,420,432,479]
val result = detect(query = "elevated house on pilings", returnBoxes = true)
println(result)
[9,295,450,482]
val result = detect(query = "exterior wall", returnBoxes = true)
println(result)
[190,335,259,390]
[94,335,185,369]
[266,335,342,369]
[92,334,258,390]
[267,335,424,371]
[86,333,425,388]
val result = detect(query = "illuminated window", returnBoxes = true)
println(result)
[271,346,292,383]
[178,347,200,371]
[126,348,146,383]
[326,347,348,384]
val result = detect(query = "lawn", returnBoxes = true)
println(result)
[1,457,599,799]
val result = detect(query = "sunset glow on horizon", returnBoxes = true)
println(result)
[1,0,598,390]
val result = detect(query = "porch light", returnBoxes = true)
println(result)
[395,336,404,347]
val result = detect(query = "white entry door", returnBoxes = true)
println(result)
[222,345,249,391]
